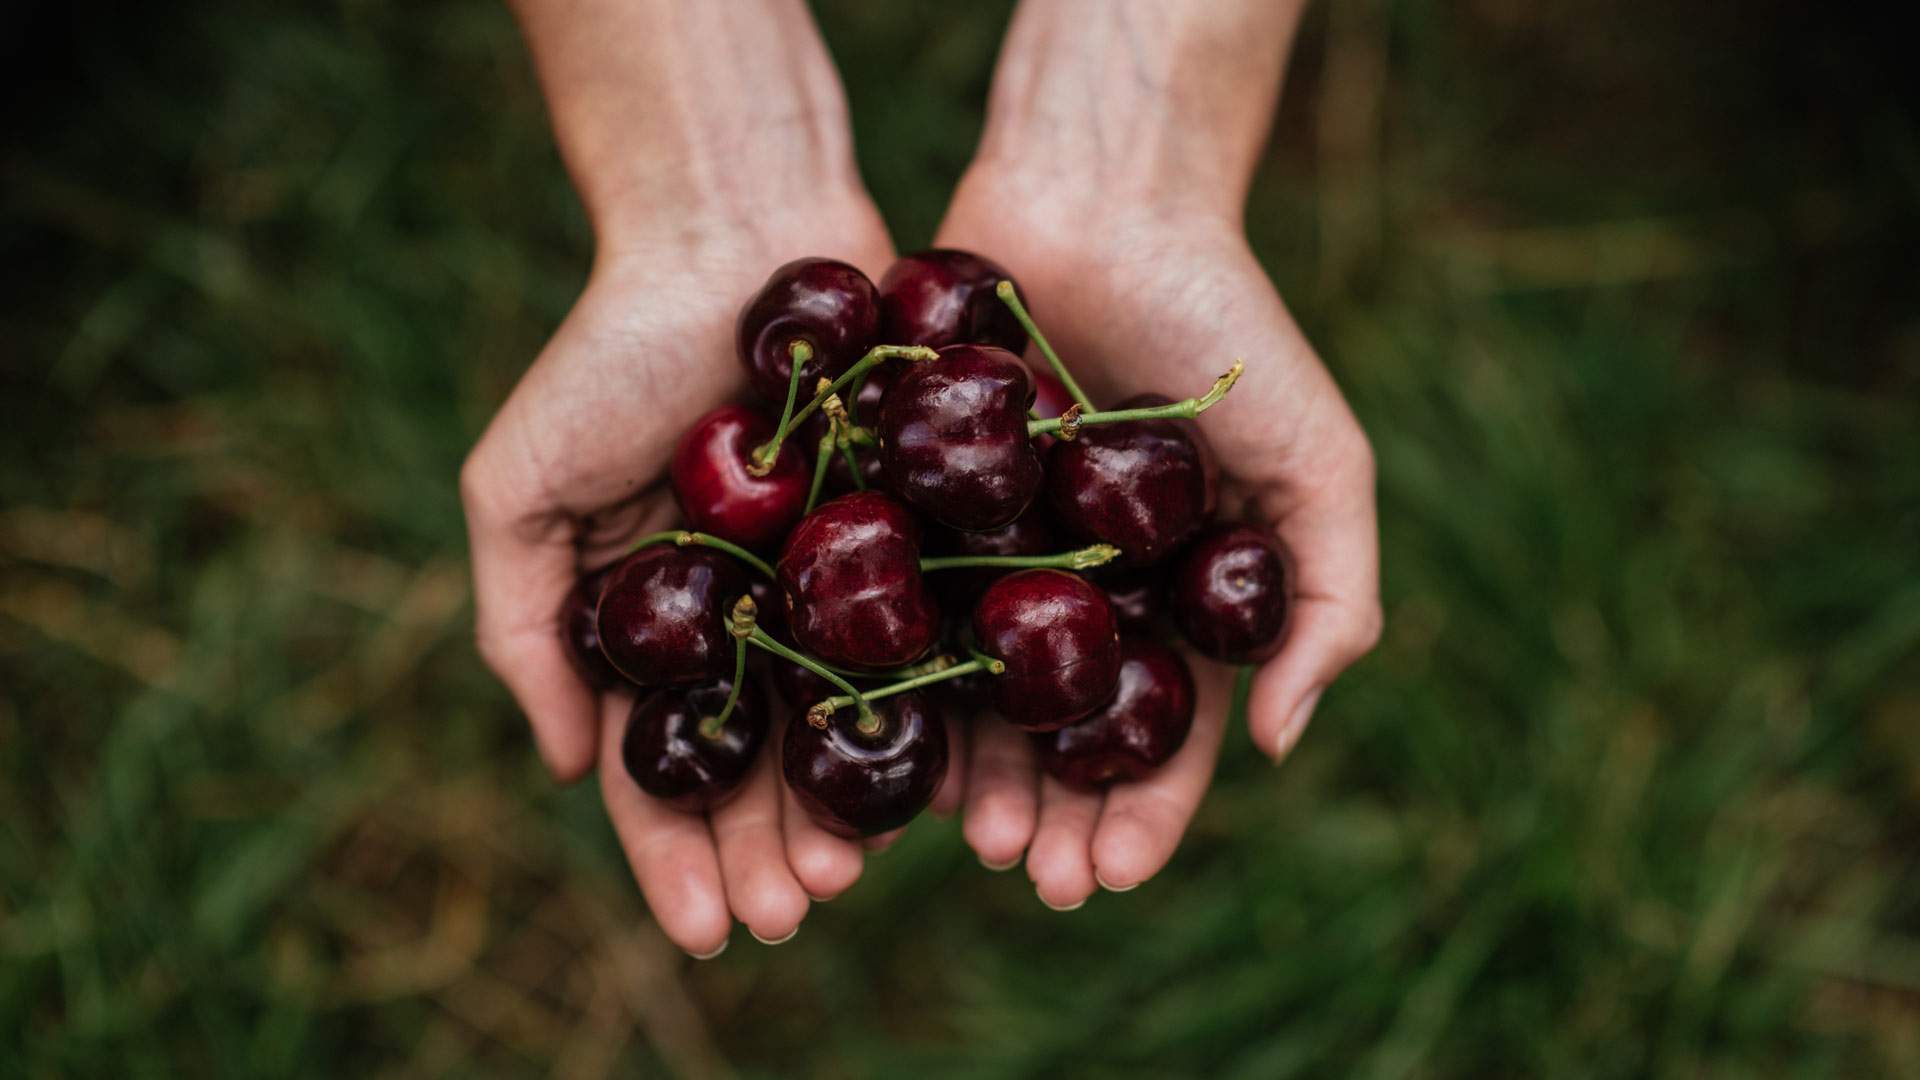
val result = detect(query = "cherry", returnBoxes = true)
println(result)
[1035,637,1195,788]
[621,676,768,812]
[878,344,1042,531]
[558,567,627,691]
[1170,523,1292,663]
[924,506,1058,612]
[782,691,949,837]
[772,654,845,713]
[596,545,748,686]
[971,569,1121,731]
[777,491,939,671]
[1027,364,1077,452]
[670,404,809,551]
[736,257,880,407]
[747,575,786,640]
[1047,393,1217,567]
[1084,564,1165,634]
[878,249,1028,354]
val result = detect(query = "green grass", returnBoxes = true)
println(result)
[4,1,1917,1076]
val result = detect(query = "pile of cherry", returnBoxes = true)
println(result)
[560,250,1292,839]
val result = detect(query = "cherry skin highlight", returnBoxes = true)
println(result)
[1047,393,1218,567]
[877,249,1029,354]
[777,491,940,671]
[596,546,748,687]
[1170,523,1293,663]
[1035,637,1195,788]
[782,692,949,838]
[670,404,809,551]
[736,257,879,406]
[971,569,1122,731]
[559,566,628,691]
[621,676,768,812]
[878,344,1041,531]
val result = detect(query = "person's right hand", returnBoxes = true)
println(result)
[467,0,905,957]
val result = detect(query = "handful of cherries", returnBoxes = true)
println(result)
[561,250,1293,840]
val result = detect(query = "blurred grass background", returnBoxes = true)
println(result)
[3,0,1918,1075]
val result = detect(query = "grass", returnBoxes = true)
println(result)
[3,0,1917,1076]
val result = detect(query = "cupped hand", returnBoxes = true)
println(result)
[934,171,1383,908]
[460,204,900,956]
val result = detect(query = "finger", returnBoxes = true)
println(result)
[709,745,809,945]
[1248,442,1382,762]
[863,828,906,853]
[1026,774,1103,911]
[1090,663,1231,891]
[777,720,867,901]
[598,692,732,958]
[928,713,968,819]
[962,718,1039,870]
[462,455,599,781]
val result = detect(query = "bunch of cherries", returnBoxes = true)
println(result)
[560,251,1293,839]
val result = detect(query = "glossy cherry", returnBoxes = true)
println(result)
[777,491,939,670]
[596,545,748,686]
[670,404,809,551]
[1027,364,1077,451]
[1084,564,1165,634]
[879,344,1041,531]
[1047,393,1217,567]
[782,692,949,838]
[924,505,1058,612]
[971,569,1122,731]
[1036,637,1195,788]
[1170,523,1293,663]
[621,676,768,812]
[559,566,627,691]
[877,249,1028,354]
[736,257,879,406]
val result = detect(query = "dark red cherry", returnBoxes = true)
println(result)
[878,345,1042,531]
[777,491,939,670]
[670,404,809,552]
[621,676,768,812]
[1026,364,1077,452]
[1035,637,1195,788]
[596,546,748,686]
[924,505,1058,612]
[772,655,844,713]
[1170,523,1292,663]
[877,249,1028,354]
[747,575,786,640]
[558,566,627,691]
[800,361,896,494]
[736,257,879,406]
[1084,564,1165,634]
[972,569,1122,731]
[1047,393,1217,567]
[782,692,949,838]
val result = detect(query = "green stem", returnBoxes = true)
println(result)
[996,280,1095,414]
[625,531,776,579]
[749,340,814,475]
[756,344,939,458]
[745,627,874,726]
[1026,361,1244,439]
[804,431,835,515]
[967,647,1005,673]
[838,442,866,490]
[817,656,1000,715]
[920,543,1120,573]
[699,634,750,739]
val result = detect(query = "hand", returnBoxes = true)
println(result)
[466,0,903,956]
[934,155,1381,908]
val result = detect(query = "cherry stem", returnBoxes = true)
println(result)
[1025,360,1245,439]
[816,655,1002,717]
[967,647,1005,672]
[746,627,875,727]
[749,340,815,477]
[757,344,939,459]
[699,595,757,740]
[821,393,867,491]
[996,280,1095,414]
[804,429,835,515]
[625,530,775,580]
[919,543,1121,573]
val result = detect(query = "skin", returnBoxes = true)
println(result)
[466,0,1379,945]
[937,0,1382,908]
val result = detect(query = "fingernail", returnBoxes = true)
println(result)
[979,853,1021,872]
[804,890,833,903]
[687,939,729,960]
[1040,892,1087,912]
[1276,688,1323,760]
[750,926,799,946]
[1094,871,1139,893]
